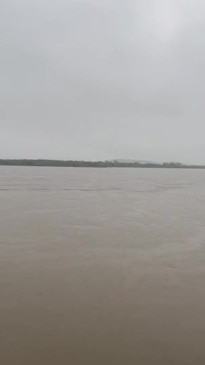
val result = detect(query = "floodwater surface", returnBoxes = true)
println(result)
[1,166,205,364]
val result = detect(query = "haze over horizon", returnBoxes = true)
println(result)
[1,0,205,164]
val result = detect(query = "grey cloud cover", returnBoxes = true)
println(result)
[1,0,205,163]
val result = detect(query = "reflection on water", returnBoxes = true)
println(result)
[1,167,205,364]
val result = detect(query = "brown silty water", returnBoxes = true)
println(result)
[1,166,205,364]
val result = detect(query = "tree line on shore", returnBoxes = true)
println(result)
[0,159,204,168]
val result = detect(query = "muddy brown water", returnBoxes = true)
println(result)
[1,166,205,364]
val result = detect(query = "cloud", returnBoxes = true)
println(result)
[1,0,205,163]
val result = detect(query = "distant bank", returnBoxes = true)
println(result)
[0,159,205,169]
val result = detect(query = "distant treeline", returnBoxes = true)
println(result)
[0,159,205,168]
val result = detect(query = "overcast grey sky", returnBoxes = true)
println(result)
[1,0,205,163]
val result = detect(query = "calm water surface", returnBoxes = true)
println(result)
[1,166,205,364]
